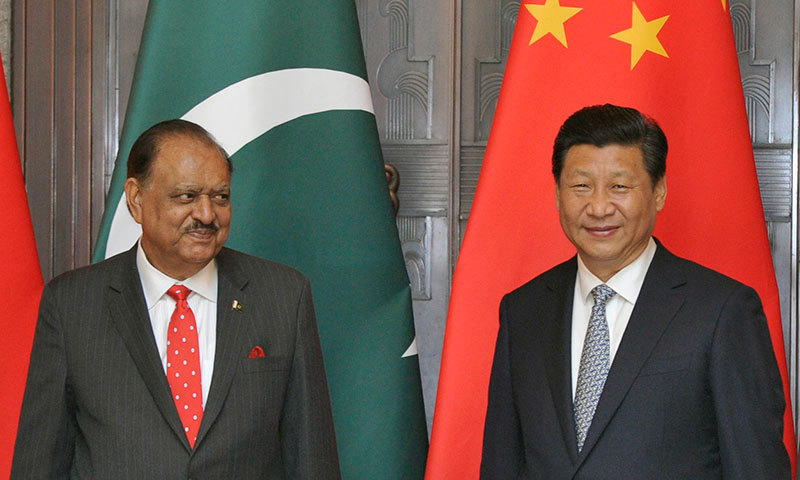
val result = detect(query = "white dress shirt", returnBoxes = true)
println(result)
[136,241,217,408]
[570,237,657,399]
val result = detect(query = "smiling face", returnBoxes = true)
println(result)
[124,134,232,280]
[555,143,667,281]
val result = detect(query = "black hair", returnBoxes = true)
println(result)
[552,104,667,186]
[126,119,232,184]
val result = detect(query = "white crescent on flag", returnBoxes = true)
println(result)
[104,68,374,259]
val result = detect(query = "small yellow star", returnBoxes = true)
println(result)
[721,0,728,11]
[610,2,670,70]
[524,0,582,48]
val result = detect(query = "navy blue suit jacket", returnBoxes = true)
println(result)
[481,243,789,479]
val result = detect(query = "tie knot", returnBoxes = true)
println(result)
[167,284,192,302]
[591,284,616,306]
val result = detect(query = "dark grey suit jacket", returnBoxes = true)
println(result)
[481,243,790,479]
[12,246,341,479]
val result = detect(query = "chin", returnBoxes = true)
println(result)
[181,248,219,265]
[581,248,623,263]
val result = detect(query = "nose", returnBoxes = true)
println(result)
[192,194,215,224]
[585,189,615,218]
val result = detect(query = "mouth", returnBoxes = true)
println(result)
[584,225,619,238]
[185,229,215,241]
[184,224,219,241]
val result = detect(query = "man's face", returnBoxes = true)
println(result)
[555,143,666,281]
[124,135,232,280]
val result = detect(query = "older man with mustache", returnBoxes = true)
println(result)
[12,119,341,479]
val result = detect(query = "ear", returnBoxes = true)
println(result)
[654,177,667,212]
[124,177,145,224]
[554,181,561,212]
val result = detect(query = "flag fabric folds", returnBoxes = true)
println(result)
[93,2,427,478]
[426,1,796,478]
[0,52,44,477]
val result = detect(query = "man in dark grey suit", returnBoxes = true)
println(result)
[480,104,790,479]
[12,119,341,479]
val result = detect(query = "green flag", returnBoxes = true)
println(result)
[94,2,428,478]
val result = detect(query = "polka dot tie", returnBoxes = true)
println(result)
[166,284,203,448]
[573,284,616,452]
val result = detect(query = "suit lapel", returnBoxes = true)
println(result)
[196,248,250,445]
[541,258,580,464]
[576,245,686,463]
[107,247,190,451]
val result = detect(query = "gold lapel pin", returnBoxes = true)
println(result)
[231,300,243,311]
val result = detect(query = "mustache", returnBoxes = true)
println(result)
[184,221,219,233]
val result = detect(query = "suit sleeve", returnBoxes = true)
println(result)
[710,284,791,479]
[280,279,341,479]
[480,295,524,479]
[11,283,76,479]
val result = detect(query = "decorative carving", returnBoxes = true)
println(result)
[377,0,433,140]
[730,3,750,54]
[731,0,775,143]
[475,1,520,141]
[753,147,792,222]
[397,216,432,300]
[479,73,504,138]
[396,71,429,110]
[501,1,521,54]
[459,145,486,218]
[742,74,772,140]
[382,144,449,215]
[384,0,409,49]
[458,146,487,247]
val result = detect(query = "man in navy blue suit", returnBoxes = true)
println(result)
[481,104,789,479]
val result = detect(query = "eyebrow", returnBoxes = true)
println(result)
[567,169,633,178]
[170,184,231,193]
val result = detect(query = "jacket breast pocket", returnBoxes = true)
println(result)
[242,356,290,373]
[638,354,692,377]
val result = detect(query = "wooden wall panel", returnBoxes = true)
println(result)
[13,0,107,280]
[14,1,56,279]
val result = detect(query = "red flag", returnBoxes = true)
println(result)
[426,1,796,478]
[0,51,43,477]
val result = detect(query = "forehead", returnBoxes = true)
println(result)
[562,143,645,176]
[150,134,228,177]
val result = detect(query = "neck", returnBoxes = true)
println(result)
[140,243,206,281]
[580,239,653,282]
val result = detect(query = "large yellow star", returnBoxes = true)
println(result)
[609,2,670,70]
[524,0,582,48]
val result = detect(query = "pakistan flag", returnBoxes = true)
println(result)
[93,2,428,478]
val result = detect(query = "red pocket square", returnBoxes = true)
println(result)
[248,346,265,358]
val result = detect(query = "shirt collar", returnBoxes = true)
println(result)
[136,240,218,309]
[576,237,657,305]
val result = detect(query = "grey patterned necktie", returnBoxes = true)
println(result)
[574,284,616,452]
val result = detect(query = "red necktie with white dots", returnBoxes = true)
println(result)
[166,284,203,448]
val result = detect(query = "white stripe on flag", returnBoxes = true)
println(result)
[105,68,374,258]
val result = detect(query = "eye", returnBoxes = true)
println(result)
[177,192,195,202]
[612,184,629,190]
[212,193,230,204]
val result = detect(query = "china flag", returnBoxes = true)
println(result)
[0,51,43,477]
[426,1,796,478]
